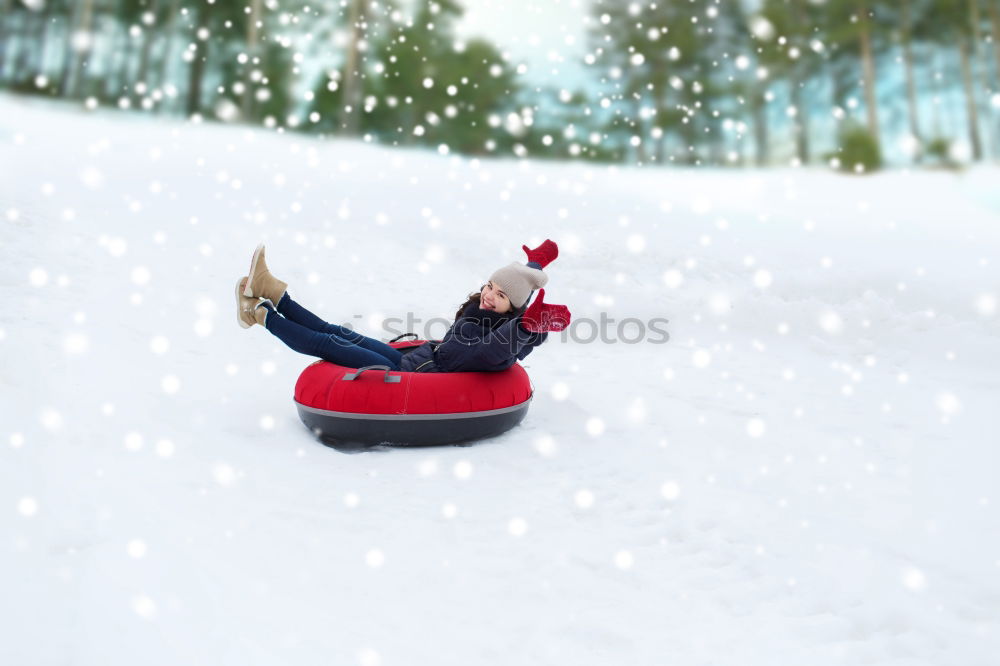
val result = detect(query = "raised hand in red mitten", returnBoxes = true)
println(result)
[522,239,559,268]
[519,289,571,333]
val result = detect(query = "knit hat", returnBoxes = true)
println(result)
[489,262,549,309]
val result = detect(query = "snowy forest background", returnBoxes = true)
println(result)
[2,0,1000,169]
[4,2,1000,665]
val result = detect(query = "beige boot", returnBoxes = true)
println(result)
[242,243,288,304]
[236,277,268,328]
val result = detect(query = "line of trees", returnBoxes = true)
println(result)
[0,0,597,158]
[0,0,266,118]
[0,0,998,168]
[588,0,1000,168]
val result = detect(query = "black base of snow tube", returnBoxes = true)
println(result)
[295,399,531,448]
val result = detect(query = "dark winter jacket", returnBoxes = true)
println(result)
[398,302,548,373]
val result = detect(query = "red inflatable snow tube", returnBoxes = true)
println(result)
[294,338,533,447]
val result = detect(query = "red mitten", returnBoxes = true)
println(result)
[519,289,571,333]
[522,239,559,268]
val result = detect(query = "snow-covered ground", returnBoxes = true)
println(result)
[2,93,999,665]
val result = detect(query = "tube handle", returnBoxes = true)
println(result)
[341,365,402,383]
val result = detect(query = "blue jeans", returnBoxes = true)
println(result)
[262,293,403,370]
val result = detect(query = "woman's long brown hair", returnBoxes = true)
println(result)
[453,284,527,323]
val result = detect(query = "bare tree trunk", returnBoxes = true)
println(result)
[929,50,944,138]
[857,2,881,147]
[187,9,210,118]
[0,0,14,79]
[789,78,809,164]
[653,84,668,164]
[989,0,1000,158]
[242,0,262,119]
[790,0,810,163]
[57,4,80,93]
[65,0,96,98]
[135,0,163,94]
[631,94,648,165]
[990,1,1000,87]
[830,55,850,117]
[105,0,135,101]
[11,10,38,86]
[102,22,123,100]
[340,0,368,135]
[654,99,668,165]
[113,16,140,98]
[156,0,181,112]
[969,0,996,157]
[680,104,698,165]
[752,91,770,166]
[15,3,50,85]
[35,0,64,85]
[57,0,82,95]
[901,0,923,157]
[958,34,984,159]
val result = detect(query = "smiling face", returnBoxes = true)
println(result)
[480,280,513,314]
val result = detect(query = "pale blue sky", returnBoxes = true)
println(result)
[452,0,591,88]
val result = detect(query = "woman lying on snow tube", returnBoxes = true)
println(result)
[235,239,571,446]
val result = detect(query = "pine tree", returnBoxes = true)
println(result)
[924,0,984,159]
[58,0,98,98]
[819,0,895,158]
[339,0,370,135]
[900,0,925,154]
[587,0,723,165]
[586,0,646,163]
[758,0,826,164]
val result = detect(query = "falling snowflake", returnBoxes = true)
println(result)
[974,293,996,317]
[507,518,528,537]
[357,648,382,666]
[127,539,148,559]
[161,375,181,394]
[614,550,634,570]
[746,418,766,438]
[124,432,143,451]
[585,417,605,436]
[533,435,557,457]
[131,266,151,285]
[550,382,570,400]
[753,269,773,289]
[63,333,89,355]
[818,310,843,335]
[365,549,385,568]
[935,393,961,416]
[29,267,49,287]
[417,458,438,477]
[155,439,175,459]
[212,463,237,487]
[707,292,731,315]
[453,460,473,479]
[662,269,684,288]
[40,408,63,431]
[17,497,38,517]
[132,595,157,619]
[901,566,926,591]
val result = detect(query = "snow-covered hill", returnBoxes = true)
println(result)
[2,93,998,665]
